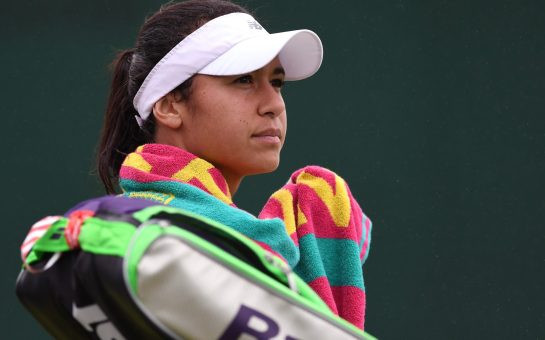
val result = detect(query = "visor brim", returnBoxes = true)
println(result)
[198,29,323,81]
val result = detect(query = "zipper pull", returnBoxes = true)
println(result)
[264,252,298,294]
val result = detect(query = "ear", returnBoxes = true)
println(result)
[152,92,186,129]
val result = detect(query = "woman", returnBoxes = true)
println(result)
[97,0,372,331]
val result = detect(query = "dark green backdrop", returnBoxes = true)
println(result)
[3,0,544,338]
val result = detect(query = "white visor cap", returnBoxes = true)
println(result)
[199,29,322,80]
[133,12,323,121]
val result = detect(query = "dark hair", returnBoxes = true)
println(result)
[96,0,249,194]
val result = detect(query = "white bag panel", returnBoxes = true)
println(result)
[137,237,361,340]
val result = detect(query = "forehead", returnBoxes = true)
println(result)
[267,57,285,73]
[198,56,284,78]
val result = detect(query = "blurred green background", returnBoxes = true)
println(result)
[2,0,544,338]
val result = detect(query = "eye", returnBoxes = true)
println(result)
[271,78,285,89]
[235,75,254,84]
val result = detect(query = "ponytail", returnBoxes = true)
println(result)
[96,49,154,194]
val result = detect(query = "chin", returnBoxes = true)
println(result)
[247,158,280,175]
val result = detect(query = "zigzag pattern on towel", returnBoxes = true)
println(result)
[121,144,233,205]
[260,166,369,249]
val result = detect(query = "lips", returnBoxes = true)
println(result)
[252,128,282,138]
[251,128,282,144]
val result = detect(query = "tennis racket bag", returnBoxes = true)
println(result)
[16,196,374,339]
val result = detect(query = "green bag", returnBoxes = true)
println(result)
[17,196,376,339]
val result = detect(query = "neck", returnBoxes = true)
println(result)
[217,167,243,196]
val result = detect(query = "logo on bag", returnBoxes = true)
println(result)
[219,304,298,340]
[72,303,125,340]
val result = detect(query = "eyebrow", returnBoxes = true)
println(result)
[273,67,286,76]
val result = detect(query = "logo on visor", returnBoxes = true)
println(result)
[247,20,263,30]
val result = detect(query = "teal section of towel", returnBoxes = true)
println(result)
[294,233,363,288]
[120,179,299,268]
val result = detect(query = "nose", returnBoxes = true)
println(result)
[257,83,285,118]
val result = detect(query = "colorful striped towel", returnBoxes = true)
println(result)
[119,144,372,329]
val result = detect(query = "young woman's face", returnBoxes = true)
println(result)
[174,58,287,184]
